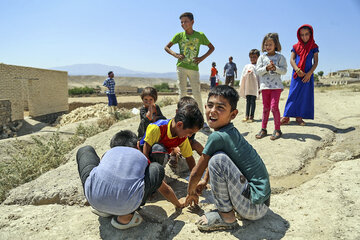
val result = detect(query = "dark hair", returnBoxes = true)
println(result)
[110,130,138,148]
[179,12,194,21]
[249,49,260,57]
[108,71,113,76]
[141,87,158,102]
[300,26,312,35]
[174,104,203,130]
[261,33,282,52]
[212,62,216,67]
[207,85,239,111]
[177,96,198,109]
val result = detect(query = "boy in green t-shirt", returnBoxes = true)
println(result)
[165,12,214,131]
[185,85,271,232]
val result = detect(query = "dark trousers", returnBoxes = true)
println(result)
[246,95,257,118]
[140,143,168,166]
[76,145,164,207]
[210,77,216,89]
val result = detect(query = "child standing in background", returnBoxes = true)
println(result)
[137,87,166,139]
[255,33,287,140]
[239,49,260,122]
[209,62,217,89]
[103,71,117,114]
[281,24,319,126]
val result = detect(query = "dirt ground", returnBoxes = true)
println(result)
[0,86,359,239]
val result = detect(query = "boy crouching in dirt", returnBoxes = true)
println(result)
[186,85,271,232]
[76,130,185,230]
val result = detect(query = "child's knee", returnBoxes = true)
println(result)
[208,152,231,170]
[76,145,94,160]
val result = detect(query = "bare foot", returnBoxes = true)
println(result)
[117,213,139,225]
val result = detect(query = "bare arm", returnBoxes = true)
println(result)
[193,43,215,64]
[185,156,196,172]
[303,52,319,83]
[164,42,184,60]
[158,181,184,208]
[290,51,305,78]
[143,142,152,159]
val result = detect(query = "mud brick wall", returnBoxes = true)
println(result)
[0,63,68,120]
[0,100,11,125]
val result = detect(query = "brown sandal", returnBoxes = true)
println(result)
[270,130,282,140]
[255,129,267,139]
[296,117,305,126]
[280,117,290,125]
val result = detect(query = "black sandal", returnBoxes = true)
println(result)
[255,129,267,139]
[270,130,282,140]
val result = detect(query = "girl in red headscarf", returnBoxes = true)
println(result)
[281,24,319,126]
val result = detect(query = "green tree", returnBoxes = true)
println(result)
[314,74,319,82]
[317,71,324,77]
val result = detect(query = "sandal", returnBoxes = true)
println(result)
[280,117,290,125]
[255,129,267,139]
[296,117,306,126]
[111,212,143,230]
[196,210,238,232]
[242,117,249,122]
[270,130,282,140]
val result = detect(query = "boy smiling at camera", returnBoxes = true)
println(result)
[185,85,271,232]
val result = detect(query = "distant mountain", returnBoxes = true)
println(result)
[51,63,178,79]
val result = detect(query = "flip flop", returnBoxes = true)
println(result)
[196,210,238,232]
[111,212,143,230]
[280,117,290,125]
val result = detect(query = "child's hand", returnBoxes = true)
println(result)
[302,72,312,83]
[196,179,207,195]
[176,197,187,208]
[297,70,305,78]
[185,194,199,207]
[173,147,181,157]
[176,53,185,60]
[193,56,205,64]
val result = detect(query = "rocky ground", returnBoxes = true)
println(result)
[0,87,359,239]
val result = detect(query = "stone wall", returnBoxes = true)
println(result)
[0,64,68,121]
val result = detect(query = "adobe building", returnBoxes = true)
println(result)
[0,63,68,137]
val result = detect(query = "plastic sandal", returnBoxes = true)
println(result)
[111,212,143,230]
[270,130,282,140]
[196,210,238,232]
[255,129,267,139]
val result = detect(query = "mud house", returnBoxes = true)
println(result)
[0,63,68,126]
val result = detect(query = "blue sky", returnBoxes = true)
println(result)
[1,0,360,80]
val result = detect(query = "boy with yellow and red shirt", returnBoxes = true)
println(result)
[139,104,203,171]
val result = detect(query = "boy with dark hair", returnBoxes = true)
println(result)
[137,87,166,138]
[185,85,271,232]
[164,11,214,132]
[168,96,204,169]
[76,130,185,230]
[103,71,117,113]
[139,104,203,171]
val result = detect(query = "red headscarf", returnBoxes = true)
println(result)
[293,24,318,78]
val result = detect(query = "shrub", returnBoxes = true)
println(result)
[234,80,240,87]
[157,97,176,107]
[68,87,95,96]
[154,83,171,92]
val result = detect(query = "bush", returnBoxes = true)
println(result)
[68,87,95,96]
[157,97,176,107]
[234,80,240,87]
[154,83,171,92]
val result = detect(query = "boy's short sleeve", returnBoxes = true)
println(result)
[143,124,161,146]
[171,33,182,44]
[178,138,193,158]
[202,132,222,157]
[199,32,210,46]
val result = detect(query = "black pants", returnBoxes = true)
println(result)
[76,145,164,206]
[246,95,257,118]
